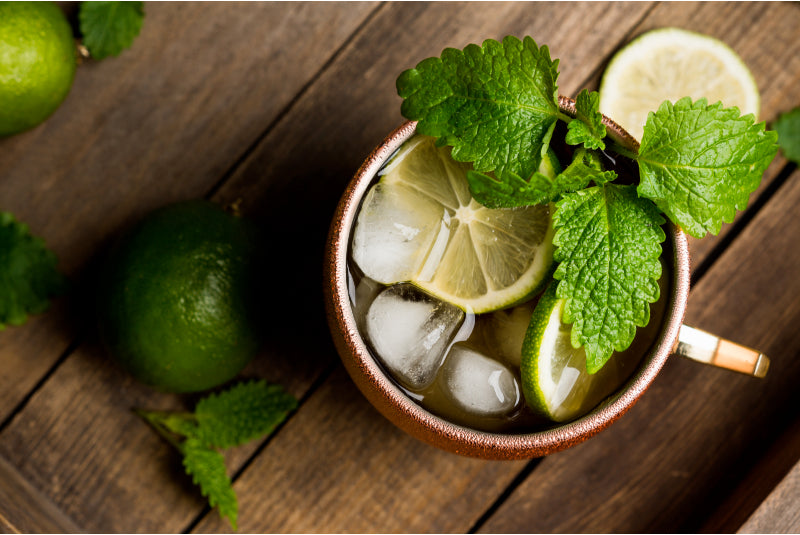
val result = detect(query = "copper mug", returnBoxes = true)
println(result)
[323,97,768,459]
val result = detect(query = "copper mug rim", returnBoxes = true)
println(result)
[323,97,690,459]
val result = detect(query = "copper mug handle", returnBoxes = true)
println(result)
[673,325,769,378]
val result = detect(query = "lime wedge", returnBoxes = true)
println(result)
[521,283,647,422]
[352,135,556,313]
[598,27,760,141]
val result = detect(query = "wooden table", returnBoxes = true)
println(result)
[1,2,799,533]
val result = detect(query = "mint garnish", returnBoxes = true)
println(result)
[397,36,561,180]
[553,185,665,373]
[79,1,144,60]
[397,36,779,372]
[565,89,607,150]
[0,212,65,329]
[136,380,297,530]
[637,97,778,238]
[774,106,800,164]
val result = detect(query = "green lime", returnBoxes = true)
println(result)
[520,283,648,422]
[96,201,264,393]
[351,135,557,314]
[0,2,77,136]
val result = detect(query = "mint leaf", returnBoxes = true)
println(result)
[553,184,665,373]
[565,89,606,150]
[637,98,778,238]
[397,36,560,179]
[0,212,65,329]
[182,438,238,531]
[136,380,296,531]
[468,148,614,208]
[774,106,800,164]
[467,170,558,208]
[195,380,297,449]
[558,148,617,186]
[79,1,144,60]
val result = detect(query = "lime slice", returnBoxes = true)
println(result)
[351,135,556,313]
[598,27,760,141]
[521,283,645,422]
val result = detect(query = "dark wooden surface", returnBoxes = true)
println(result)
[1,2,798,533]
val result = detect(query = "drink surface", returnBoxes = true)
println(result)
[347,134,668,433]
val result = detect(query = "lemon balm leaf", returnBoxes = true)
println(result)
[468,148,614,208]
[774,106,800,164]
[136,380,295,530]
[553,185,665,373]
[0,212,65,329]
[79,1,144,60]
[195,380,297,449]
[565,89,606,150]
[637,98,779,238]
[397,36,560,179]
[182,438,238,531]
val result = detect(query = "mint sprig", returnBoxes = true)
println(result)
[637,98,778,238]
[553,185,665,373]
[565,89,607,150]
[397,36,561,179]
[397,36,778,373]
[79,1,144,60]
[136,380,297,530]
[0,212,65,329]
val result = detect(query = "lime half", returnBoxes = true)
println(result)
[352,135,556,313]
[598,27,760,141]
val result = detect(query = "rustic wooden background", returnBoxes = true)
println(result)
[1,2,799,533]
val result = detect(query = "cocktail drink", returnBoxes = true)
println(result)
[325,35,776,457]
[346,131,667,432]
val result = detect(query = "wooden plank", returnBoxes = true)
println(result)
[197,367,527,533]
[0,2,377,533]
[738,459,800,533]
[478,168,800,532]
[701,414,800,532]
[0,2,658,533]
[0,1,378,425]
[0,454,81,534]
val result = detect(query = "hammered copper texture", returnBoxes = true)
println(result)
[323,99,690,459]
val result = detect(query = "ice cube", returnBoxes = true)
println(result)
[440,344,520,417]
[351,182,447,284]
[365,284,464,390]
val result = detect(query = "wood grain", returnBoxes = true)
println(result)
[738,459,800,533]
[0,2,377,532]
[0,454,81,534]
[0,2,797,533]
[702,413,800,532]
[0,1,378,425]
[0,2,656,533]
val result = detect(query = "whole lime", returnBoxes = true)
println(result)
[97,201,264,393]
[0,1,77,136]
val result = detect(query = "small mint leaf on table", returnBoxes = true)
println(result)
[565,89,606,150]
[397,36,560,179]
[773,106,800,164]
[79,1,144,60]
[182,438,239,531]
[0,212,65,329]
[553,184,665,373]
[135,380,297,531]
[195,380,297,449]
[636,97,779,238]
